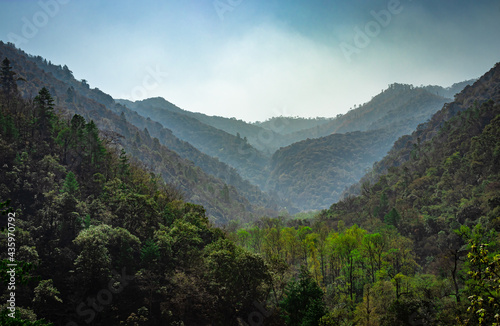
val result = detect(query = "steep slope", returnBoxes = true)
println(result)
[0,41,281,223]
[267,128,397,210]
[265,84,464,210]
[321,62,500,270]
[0,83,270,325]
[344,65,500,198]
[112,102,289,212]
[116,98,270,188]
[273,83,469,150]
[117,97,279,153]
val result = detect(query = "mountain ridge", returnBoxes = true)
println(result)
[0,41,283,223]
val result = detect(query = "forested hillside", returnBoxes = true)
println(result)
[230,62,500,325]
[272,83,465,150]
[1,38,498,325]
[0,62,274,324]
[344,66,500,199]
[0,42,282,224]
[267,129,397,210]
[265,83,459,210]
[116,97,270,189]
[118,97,282,155]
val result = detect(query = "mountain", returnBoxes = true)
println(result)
[116,83,468,212]
[231,62,500,326]
[343,67,500,199]
[0,70,272,325]
[254,116,333,135]
[264,83,466,210]
[0,41,282,223]
[0,41,477,219]
[319,61,500,290]
[116,97,270,189]
[270,83,460,149]
[267,129,396,210]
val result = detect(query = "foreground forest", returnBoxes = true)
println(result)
[0,42,500,326]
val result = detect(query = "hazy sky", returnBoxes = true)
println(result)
[1,0,500,122]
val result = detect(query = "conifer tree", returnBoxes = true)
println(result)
[0,57,18,98]
[34,87,55,141]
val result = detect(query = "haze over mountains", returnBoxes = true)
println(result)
[116,77,475,211]
[2,1,500,324]
[2,33,500,326]
[0,41,478,219]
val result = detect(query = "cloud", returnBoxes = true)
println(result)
[160,23,357,122]
[4,0,498,122]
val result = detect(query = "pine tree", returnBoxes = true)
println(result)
[384,208,401,227]
[0,57,18,99]
[61,171,79,196]
[34,87,55,141]
[280,266,326,326]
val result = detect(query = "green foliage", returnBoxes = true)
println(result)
[384,208,400,227]
[462,224,500,325]
[140,238,160,265]
[60,171,79,195]
[280,266,326,326]
[0,260,37,285]
[0,309,53,325]
[1,57,18,97]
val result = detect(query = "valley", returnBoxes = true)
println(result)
[0,40,499,325]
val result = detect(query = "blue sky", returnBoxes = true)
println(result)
[1,0,500,121]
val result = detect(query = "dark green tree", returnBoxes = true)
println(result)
[384,208,401,227]
[280,266,326,326]
[61,171,79,196]
[0,57,18,98]
[34,87,55,141]
[141,238,160,266]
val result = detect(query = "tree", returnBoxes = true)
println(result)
[204,238,269,324]
[141,239,160,266]
[0,57,18,99]
[84,120,106,168]
[282,227,301,265]
[61,171,79,196]
[362,233,387,283]
[333,225,366,303]
[384,208,401,227]
[462,225,500,325]
[386,234,417,299]
[32,279,63,319]
[280,266,326,326]
[33,87,55,141]
[119,148,131,179]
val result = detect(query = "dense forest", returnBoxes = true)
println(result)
[1,39,499,326]
[0,57,271,325]
[0,41,284,224]
[232,63,500,325]
[118,83,461,211]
